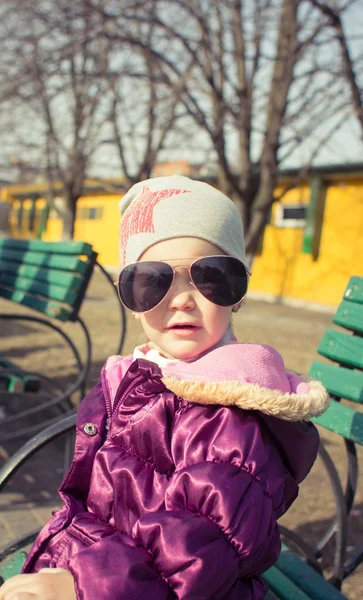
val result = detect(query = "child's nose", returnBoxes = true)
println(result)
[168,270,195,310]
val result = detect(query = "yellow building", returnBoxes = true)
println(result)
[250,167,363,308]
[1,165,363,309]
[0,180,125,268]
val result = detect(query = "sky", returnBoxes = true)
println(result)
[0,0,363,184]
[90,0,363,177]
[284,1,363,168]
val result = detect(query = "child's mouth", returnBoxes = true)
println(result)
[168,323,201,336]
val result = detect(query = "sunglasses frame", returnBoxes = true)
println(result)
[114,255,252,313]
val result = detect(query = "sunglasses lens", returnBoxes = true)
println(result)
[191,256,248,306]
[119,262,173,312]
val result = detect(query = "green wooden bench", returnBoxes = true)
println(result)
[271,275,363,597]
[263,544,348,599]
[262,276,363,598]
[307,275,363,588]
[0,238,126,446]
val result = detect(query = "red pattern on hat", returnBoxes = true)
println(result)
[120,185,190,264]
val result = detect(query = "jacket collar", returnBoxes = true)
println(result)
[160,343,329,422]
[103,343,329,422]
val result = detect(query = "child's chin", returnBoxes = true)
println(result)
[165,342,210,362]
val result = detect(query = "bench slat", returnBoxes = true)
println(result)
[0,249,89,274]
[1,274,78,305]
[318,329,363,369]
[333,300,363,334]
[0,288,71,321]
[309,361,363,403]
[312,399,363,444]
[0,551,28,582]
[0,238,93,257]
[344,276,363,304]
[0,261,82,291]
[277,545,348,600]
[263,566,313,600]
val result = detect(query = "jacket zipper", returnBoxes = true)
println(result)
[102,365,113,428]
[103,372,145,433]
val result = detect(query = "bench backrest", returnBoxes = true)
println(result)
[309,276,363,444]
[0,238,97,322]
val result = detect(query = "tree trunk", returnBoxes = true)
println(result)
[62,189,77,240]
[245,0,299,261]
[311,0,363,135]
[244,188,274,264]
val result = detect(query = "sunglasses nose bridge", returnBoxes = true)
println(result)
[172,264,194,288]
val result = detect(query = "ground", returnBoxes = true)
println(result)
[0,269,362,598]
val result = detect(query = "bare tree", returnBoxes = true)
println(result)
[0,0,187,238]
[101,0,358,260]
[1,0,359,250]
[310,0,363,135]
[83,0,199,188]
[105,38,191,186]
[0,0,114,238]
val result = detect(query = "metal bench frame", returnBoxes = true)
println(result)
[277,276,363,591]
[0,239,126,443]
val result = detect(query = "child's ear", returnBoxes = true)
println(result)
[232,301,243,313]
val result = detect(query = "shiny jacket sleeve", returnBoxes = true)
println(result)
[128,403,283,598]
[29,399,284,599]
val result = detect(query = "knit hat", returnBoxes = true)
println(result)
[119,175,246,267]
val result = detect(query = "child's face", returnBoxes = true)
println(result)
[135,237,238,361]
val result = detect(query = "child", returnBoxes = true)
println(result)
[0,176,329,600]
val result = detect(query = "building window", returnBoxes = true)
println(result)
[78,207,87,219]
[77,206,103,220]
[275,203,307,228]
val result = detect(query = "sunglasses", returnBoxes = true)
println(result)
[115,255,251,313]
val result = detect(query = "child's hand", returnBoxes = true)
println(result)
[0,568,76,600]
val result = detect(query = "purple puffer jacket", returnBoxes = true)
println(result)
[23,343,329,599]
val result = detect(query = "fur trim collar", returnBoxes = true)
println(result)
[161,343,329,422]
[161,375,328,421]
